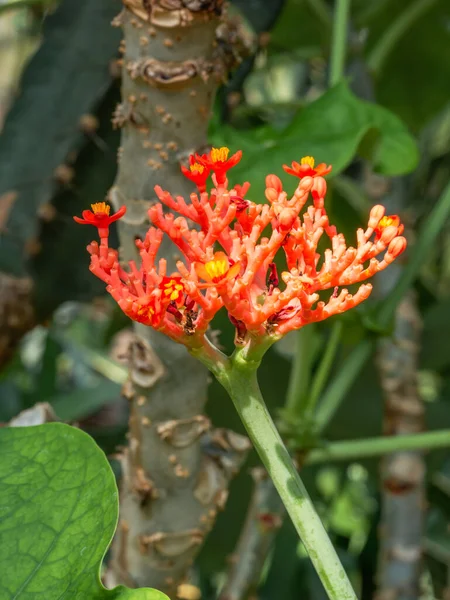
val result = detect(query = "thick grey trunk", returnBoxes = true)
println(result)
[106,2,250,595]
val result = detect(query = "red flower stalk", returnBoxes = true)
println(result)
[76,152,406,351]
[74,202,126,238]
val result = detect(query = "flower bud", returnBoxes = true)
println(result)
[380,225,398,245]
[278,208,297,231]
[368,205,385,229]
[387,236,407,258]
[265,174,282,193]
[265,188,279,203]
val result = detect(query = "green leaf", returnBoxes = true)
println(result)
[364,0,450,132]
[0,423,168,600]
[212,82,418,200]
[269,0,331,49]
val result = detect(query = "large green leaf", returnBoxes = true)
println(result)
[212,81,418,200]
[363,0,450,132]
[268,0,330,50]
[0,423,167,600]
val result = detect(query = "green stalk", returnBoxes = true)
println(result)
[329,0,351,87]
[284,326,315,416]
[315,338,373,434]
[305,0,333,29]
[308,321,343,417]
[306,430,450,465]
[216,349,358,600]
[367,0,438,75]
[377,181,450,328]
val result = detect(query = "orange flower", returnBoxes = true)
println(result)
[195,252,240,286]
[74,202,126,237]
[374,215,403,241]
[195,146,242,186]
[283,156,332,179]
[181,156,211,193]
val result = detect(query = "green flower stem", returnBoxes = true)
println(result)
[216,349,358,600]
[367,0,438,75]
[189,335,230,376]
[306,429,450,465]
[284,326,315,416]
[315,338,373,434]
[308,321,343,418]
[329,0,351,87]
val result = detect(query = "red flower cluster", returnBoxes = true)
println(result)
[75,149,406,350]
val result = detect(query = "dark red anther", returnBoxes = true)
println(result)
[332,286,339,298]
[267,262,279,294]
[230,195,249,212]
[185,296,196,311]
[228,312,247,343]
[268,303,300,324]
[167,302,183,321]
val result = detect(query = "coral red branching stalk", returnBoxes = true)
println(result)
[75,149,406,352]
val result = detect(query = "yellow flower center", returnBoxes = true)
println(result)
[91,202,111,216]
[136,304,155,319]
[300,156,315,169]
[189,162,205,175]
[205,256,229,281]
[162,278,185,302]
[378,216,396,229]
[210,146,230,163]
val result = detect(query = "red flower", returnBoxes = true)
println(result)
[283,156,332,179]
[74,202,126,237]
[195,146,242,186]
[181,156,211,193]
[374,215,404,242]
[135,301,157,326]
[81,149,407,349]
[160,276,185,306]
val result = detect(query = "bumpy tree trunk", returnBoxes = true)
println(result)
[376,293,425,600]
[105,1,250,595]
